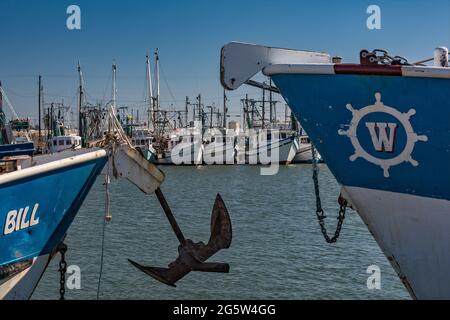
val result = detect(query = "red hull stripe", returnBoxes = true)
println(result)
[334,64,402,76]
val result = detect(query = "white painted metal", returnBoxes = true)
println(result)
[0,255,51,300]
[114,144,165,194]
[220,42,330,90]
[434,47,448,67]
[401,65,450,78]
[342,186,450,299]
[263,63,336,76]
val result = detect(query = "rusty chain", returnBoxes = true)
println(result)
[311,146,347,244]
[57,243,68,300]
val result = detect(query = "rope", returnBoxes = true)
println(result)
[97,150,112,300]
[96,216,107,300]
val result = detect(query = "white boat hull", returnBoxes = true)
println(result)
[0,254,51,300]
[342,186,450,299]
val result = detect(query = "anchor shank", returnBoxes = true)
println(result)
[155,188,186,244]
[191,262,230,273]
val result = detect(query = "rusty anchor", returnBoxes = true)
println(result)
[128,188,232,287]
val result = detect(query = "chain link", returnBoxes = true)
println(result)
[57,243,68,300]
[311,146,347,244]
[365,49,410,66]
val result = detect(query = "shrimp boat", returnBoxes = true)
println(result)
[202,127,237,165]
[234,128,297,165]
[292,132,322,164]
[221,42,450,299]
[0,107,165,299]
[155,125,203,165]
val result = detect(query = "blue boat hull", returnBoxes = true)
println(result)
[271,73,450,299]
[272,74,449,201]
[0,152,107,268]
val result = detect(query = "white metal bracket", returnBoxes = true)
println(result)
[220,42,330,90]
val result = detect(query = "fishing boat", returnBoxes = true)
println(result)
[291,133,322,164]
[236,95,300,164]
[221,42,450,299]
[0,108,165,299]
[47,135,82,153]
[235,128,297,165]
[0,146,107,299]
[202,127,237,165]
[156,126,203,165]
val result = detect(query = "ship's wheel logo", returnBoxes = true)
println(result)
[338,92,428,178]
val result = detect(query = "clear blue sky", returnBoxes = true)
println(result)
[1,0,449,124]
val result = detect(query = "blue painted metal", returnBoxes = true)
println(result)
[0,143,35,158]
[272,73,450,201]
[0,155,107,267]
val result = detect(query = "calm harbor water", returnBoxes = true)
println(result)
[33,165,410,300]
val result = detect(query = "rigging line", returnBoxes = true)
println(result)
[1,88,36,99]
[102,70,112,104]
[142,65,149,103]
[96,216,107,300]
[158,63,177,104]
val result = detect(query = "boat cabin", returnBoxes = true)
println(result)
[48,136,81,153]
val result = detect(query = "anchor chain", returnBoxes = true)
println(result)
[361,49,410,66]
[57,243,68,300]
[311,146,347,244]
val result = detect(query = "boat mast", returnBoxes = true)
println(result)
[262,83,265,129]
[38,76,42,141]
[185,96,189,128]
[269,78,273,125]
[223,89,227,129]
[112,63,117,110]
[77,63,84,140]
[146,53,154,130]
[154,49,160,114]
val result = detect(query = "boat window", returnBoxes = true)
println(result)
[66,140,72,145]
[59,140,64,146]
[53,140,57,146]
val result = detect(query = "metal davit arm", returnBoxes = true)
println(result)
[220,42,330,91]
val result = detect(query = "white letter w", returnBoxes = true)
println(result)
[365,122,397,152]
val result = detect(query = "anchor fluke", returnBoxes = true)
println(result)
[129,191,232,287]
[127,260,177,287]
